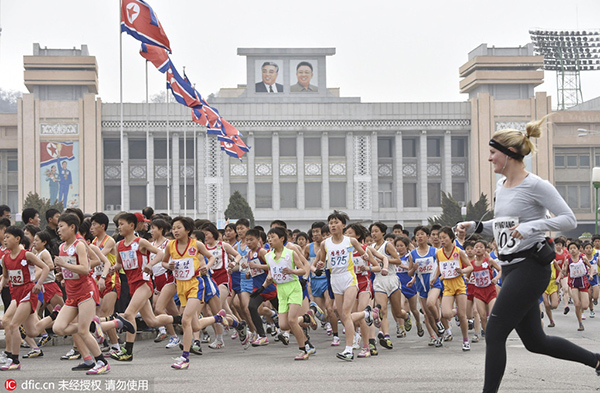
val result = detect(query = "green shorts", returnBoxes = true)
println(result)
[276,280,303,314]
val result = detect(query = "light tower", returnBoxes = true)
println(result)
[530,28,600,110]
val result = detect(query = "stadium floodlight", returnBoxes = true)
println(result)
[530,28,600,110]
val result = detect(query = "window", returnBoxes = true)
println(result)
[178,138,195,160]
[378,182,394,208]
[428,183,441,207]
[280,183,297,208]
[254,138,272,157]
[255,183,273,208]
[230,183,248,202]
[403,183,417,207]
[427,138,441,157]
[7,160,18,172]
[105,186,121,210]
[104,139,120,160]
[596,156,600,167]
[330,182,346,208]
[580,155,590,168]
[566,155,578,167]
[452,182,466,203]
[329,137,346,156]
[555,155,565,168]
[154,139,168,159]
[279,138,296,157]
[155,185,168,210]
[8,189,18,214]
[179,185,194,210]
[130,186,147,210]
[378,138,393,158]
[305,183,322,208]
[129,139,146,160]
[304,138,321,157]
[403,139,417,158]
[557,183,591,209]
[451,138,466,157]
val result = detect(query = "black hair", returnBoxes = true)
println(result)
[392,224,403,231]
[369,222,388,234]
[296,61,313,71]
[270,220,287,229]
[201,223,220,241]
[474,239,487,248]
[327,210,349,225]
[345,224,366,242]
[65,208,85,227]
[118,212,138,227]
[172,216,194,236]
[591,234,600,243]
[0,205,10,217]
[261,61,279,73]
[192,230,205,243]
[59,213,80,233]
[567,240,581,250]
[394,236,410,248]
[430,224,442,232]
[267,227,288,244]
[259,230,267,244]
[142,206,154,220]
[23,224,41,238]
[5,226,24,242]
[439,226,456,241]
[194,219,212,230]
[150,218,171,236]
[296,232,309,243]
[321,225,330,235]
[225,223,237,233]
[235,218,250,228]
[402,229,410,237]
[45,208,61,222]
[22,207,39,224]
[414,225,430,236]
[0,218,10,230]
[35,230,53,254]
[582,241,594,250]
[311,221,326,231]
[254,225,265,232]
[91,212,110,231]
[79,218,94,242]
[384,233,396,241]
[21,235,30,249]
[554,237,566,246]
[463,240,476,249]
[245,229,261,240]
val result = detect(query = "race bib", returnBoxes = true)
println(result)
[173,258,194,281]
[8,270,24,286]
[493,217,521,255]
[271,265,295,284]
[417,257,435,275]
[474,270,491,287]
[570,260,587,278]
[120,250,139,271]
[62,256,80,280]
[440,259,460,279]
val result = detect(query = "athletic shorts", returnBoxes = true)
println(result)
[397,272,417,299]
[177,275,219,307]
[310,277,329,298]
[259,289,277,302]
[129,279,153,297]
[43,281,63,304]
[276,280,303,314]
[10,282,38,313]
[230,271,241,294]
[545,279,559,295]
[64,287,99,308]
[467,283,476,302]
[570,276,590,291]
[240,275,253,293]
[330,271,358,295]
[415,276,443,299]
[373,274,400,297]
[100,273,121,299]
[442,276,467,297]
[154,272,175,293]
[325,270,335,299]
[474,284,497,304]
[357,276,373,298]
[212,269,231,289]
[589,274,599,287]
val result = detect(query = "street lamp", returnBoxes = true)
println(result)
[593,168,600,235]
[577,128,600,137]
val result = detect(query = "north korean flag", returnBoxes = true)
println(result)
[41,142,75,165]
[121,0,171,53]
[139,43,171,73]
[220,140,246,160]
[166,65,202,108]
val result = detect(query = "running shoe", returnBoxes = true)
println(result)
[378,332,393,349]
[591,310,596,318]
[472,334,480,343]
[309,301,326,322]
[216,309,229,327]
[352,333,361,350]
[231,330,238,340]
[104,347,120,358]
[364,305,374,326]
[564,306,570,315]
[277,331,289,346]
[330,336,340,346]
[166,336,181,349]
[23,348,43,358]
[594,299,598,306]
[582,313,587,320]
[369,343,378,356]
[595,353,600,376]
[336,351,354,361]
[373,305,382,329]
[455,315,460,327]
[91,316,105,345]
[468,319,474,330]
[61,349,81,360]
[358,347,371,358]
[417,325,425,337]
[397,330,406,338]
[111,348,133,361]
[578,323,585,331]
[208,340,225,349]
[201,331,211,344]
[306,310,318,330]
[434,337,443,348]
[154,331,168,343]
[548,321,556,328]
[294,351,309,361]
[396,323,401,337]
[0,352,9,364]
[270,326,278,337]
[0,359,20,371]
[37,334,51,348]
[115,314,136,334]
[305,344,316,355]
[325,322,333,336]
[428,337,436,346]
[71,362,94,371]
[435,320,445,336]
[20,340,29,349]
[252,336,269,346]
[404,316,412,332]
[19,325,26,339]
[238,326,250,349]
[171,356,190,370]
[444,330,453,342]
[191,340,203,355]
[266,324,272,335]
[462,340,471,351]
[86,360,110,375]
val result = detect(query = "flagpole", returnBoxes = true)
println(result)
[193,121,197,220]
[119,0,125,212]
[183,66,187,214]
[166,84,170,216]
[145,60,150,206]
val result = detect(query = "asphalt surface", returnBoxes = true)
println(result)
[1,305,599,393]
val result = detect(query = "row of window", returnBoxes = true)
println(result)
[104,138,196,161]
[556,183,591,210]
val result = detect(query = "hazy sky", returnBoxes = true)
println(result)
[2,0,600,107]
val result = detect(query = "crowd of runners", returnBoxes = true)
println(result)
[0,202,598,375]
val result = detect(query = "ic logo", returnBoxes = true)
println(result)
[4,379,16,391]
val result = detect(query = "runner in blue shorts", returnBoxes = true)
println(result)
[394,236,423,337]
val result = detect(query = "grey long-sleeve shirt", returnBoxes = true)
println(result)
[467,173,576,266]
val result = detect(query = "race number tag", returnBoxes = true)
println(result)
[8,270,23,286]
[120,250,139,271]
[440,259,460,279]
[493,217,520,255]
[474,270,491,287]
[417,257,435,275]
[173,258,194,281]
[569,260,587,278]
[61,256,80,280]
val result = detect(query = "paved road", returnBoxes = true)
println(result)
[2,307,600,393]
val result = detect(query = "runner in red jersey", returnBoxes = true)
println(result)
[0,226,49,371]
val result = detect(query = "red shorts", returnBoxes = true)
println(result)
[357,276,372,299]
[474,284,497,304]
[43,281,64,304]
[467,283,476,302]
[212,269,231,288]
[154,272,175,292]
[260,290,277,302]
[129,279,153,296]
[10,283,38,313]
[100,273,121,299]
[65,277,99,308]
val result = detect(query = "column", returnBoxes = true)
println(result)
[321,132,329,210]
[419,130,428,209]
[122,133,130,211]
[248,132,256,209]
[395,131,403,209]
[346,133,354,209]
[147,133,155,208]
[172,133,180,213]
[197,132,206,216]
[443,130,452,194]
[370,132,379,211]
[272,132,280,210]
[297,132,305,210]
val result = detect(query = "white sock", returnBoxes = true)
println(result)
[345,345,353,353]
[446,328,452,334]
[216,334,223,341]
[159,327,167,334]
